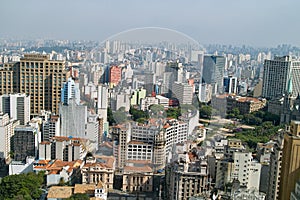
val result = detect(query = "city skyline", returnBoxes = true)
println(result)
[1,0,300,47]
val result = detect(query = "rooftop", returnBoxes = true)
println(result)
[47,186,73,199]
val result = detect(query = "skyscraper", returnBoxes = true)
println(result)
[0,93,30,125]
[278,120,300,200]
[109,65,122,88]
[262,56,300,99]
[223,76,238,94]
[172,82,193,105]
[0,54,69,115]
[144,71,155,96]
[13,125,38,161]
[202,55,226,94]
[61,77,80,105]
[59,100,87,138]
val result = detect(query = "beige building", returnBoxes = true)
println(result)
[122,160,153,192]
[0,54,69,115]
[278,121,300,200]
[0,63,14,95]
[212,94,266,117]
[81,156,115,190]
[266,130,284,200]
[167,153,208,200]
[112,123,131,168]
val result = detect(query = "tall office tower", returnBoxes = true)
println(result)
[223,76,238,94]
[262,56,300,99]
[198,83,213,103]
[279,121,300,200]
[144,71,155,96]
[112,123,131,168]
[202,55,226,94]
[153,131,166,169]
[109,65,122,88]
[13,125,38,161]
[61,77,80,106]
[266,130,284,200]
[162,61,183,97]
[162,72,173,96]
[16,54,69,115]
[166,61,183,83]
[97,84,108,122]
[172,82,193,105]
[42,115,60,141]
[0,63,14,95]
[59,100,87,138]
[0,113,19,160]
[0,93,30,125]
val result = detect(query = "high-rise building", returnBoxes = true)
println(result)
[109,65,122,88]
[202,55,226,94]
[262,56,300,99]
[61,77,80,106]
[97,84,108,121]
[112,123,131,168]
[0,93,30,125]
[0,63,14,95]
[223,76,238,94]
[172,82,193,105]
[0,113,19,160]
[42,115,60,141]
[13,125,38,162]
[164,119,188,157]
[17,54,69,115]
[130,88,146,106]
[266,130,284,200]
[144,71,155,96]
[0,54,69,115]
[59,100,87,138]
[278,120,300,200]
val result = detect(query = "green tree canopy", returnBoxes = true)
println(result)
[166,107,181,119]
[199,105,212,119]
[129,106,149,121]
[67,193,90,200]
[0,171,44,200]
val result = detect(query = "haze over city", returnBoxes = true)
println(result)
[1,0,300,47]
[1,1,300,200]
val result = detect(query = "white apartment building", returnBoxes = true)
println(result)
[0,93,30,125]
[216,152,261,190]
[263,56,300,99]
[164,119,188,157]
[42,115,60,141]
[0,113,19,160]
[127,141,152,161]
[172,82,193,105]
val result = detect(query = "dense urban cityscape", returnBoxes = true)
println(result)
[1,0,300,200]
[0,35,299,200]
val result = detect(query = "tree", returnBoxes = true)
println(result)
[0,171,44,199]
[107,107,116,125]
[199,105,212,119]
[67,193,89,200]
[129,106,149,121]
[166,107,181,119]
[149,104,166,118]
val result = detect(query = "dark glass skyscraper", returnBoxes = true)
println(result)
[202,55,226,94]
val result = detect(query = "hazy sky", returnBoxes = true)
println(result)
[1,0,299,47]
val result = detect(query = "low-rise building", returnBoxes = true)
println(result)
[81,156,115,190]
[122,160,153,193]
